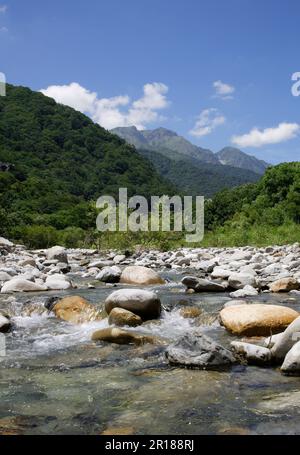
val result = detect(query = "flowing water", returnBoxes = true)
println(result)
[1,271,300,435]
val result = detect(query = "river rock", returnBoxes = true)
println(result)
[19,258,36,267]
[91,327,155,345]
[263,332,284,348]
[45,274,72,290]
[0,271,12,282]
[0,314,11,333]
[46,246,68,264]
[229,285,258,298]
[230,341,271,365]
[113,254,126,264]
[0,237,14,251]
[105,289,161,320]
[179,306,202,319]
[271,316,300,360]
[1,278,47,293]
[281,341,300,375]
[228,273,258,290]
[108,307,142,327]
[166,332,236,370]
[211,267,231,279]
[220,304,299,336]
[181,276,226,292]
[96,266,121,283]
[53,296,102,324]
[269,277,300,293]
[120,266,165,285]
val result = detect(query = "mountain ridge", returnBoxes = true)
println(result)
[111,126,270,174]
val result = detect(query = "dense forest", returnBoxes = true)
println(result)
[0,84,299,249]
[0,84,175,246]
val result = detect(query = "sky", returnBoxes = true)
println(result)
[0,0,300,164]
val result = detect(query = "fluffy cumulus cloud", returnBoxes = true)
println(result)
[232,122,300,148]
[0,5,7,13]
[189,108,225,137]
[213,80,235,100]
[40,82,169,130]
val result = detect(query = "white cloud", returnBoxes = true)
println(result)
[0,26,7,32]
[0,5,7,13]
[40,82,98,113]
[213,80,235,100]
[40,82,169,130]
[232,122,300,148]
[189,108,225,137]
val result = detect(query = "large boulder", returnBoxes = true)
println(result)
[91,327,155,345]
[165,332,236,370]
[45,274,72,290]
[269,277,300,293]
[108,307,142,327]
[0,314,11,333]
[52,296,102,324]
[46,246,68,264]
[228,273,258,290]
[230,341,271,365]
[105,289,161,321]
[181,276,226,292]
[271,316,300,360]
[96,266,121,283]
[220,304,299,337]
[120,266,165,286]
[1,278,47,293]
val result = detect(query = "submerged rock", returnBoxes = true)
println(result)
[52,295,102,324]
[220,304,299,337]
[230,341,272,365]
[120,266,165,285]
[179,306,202,319]
[91,327,156,345]
[165,331,236,370]
[108,307,142,327]
[105,289,161,320]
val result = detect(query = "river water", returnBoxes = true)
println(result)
[1,271,300,435]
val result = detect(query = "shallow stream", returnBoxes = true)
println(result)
[1,271,300,435]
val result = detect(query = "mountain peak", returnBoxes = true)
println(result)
[217,147,269,174]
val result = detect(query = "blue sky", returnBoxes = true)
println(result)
[0,0,300,163]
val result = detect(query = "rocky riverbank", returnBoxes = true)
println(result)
[1,236,300,434]
[1,237,300,374]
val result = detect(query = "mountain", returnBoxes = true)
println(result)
[0,84,175,241]
[216,147,269,174]
[111,126,270,174]
[111,126,262,197]
[111,126,219,164]
[139,148,260,197]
